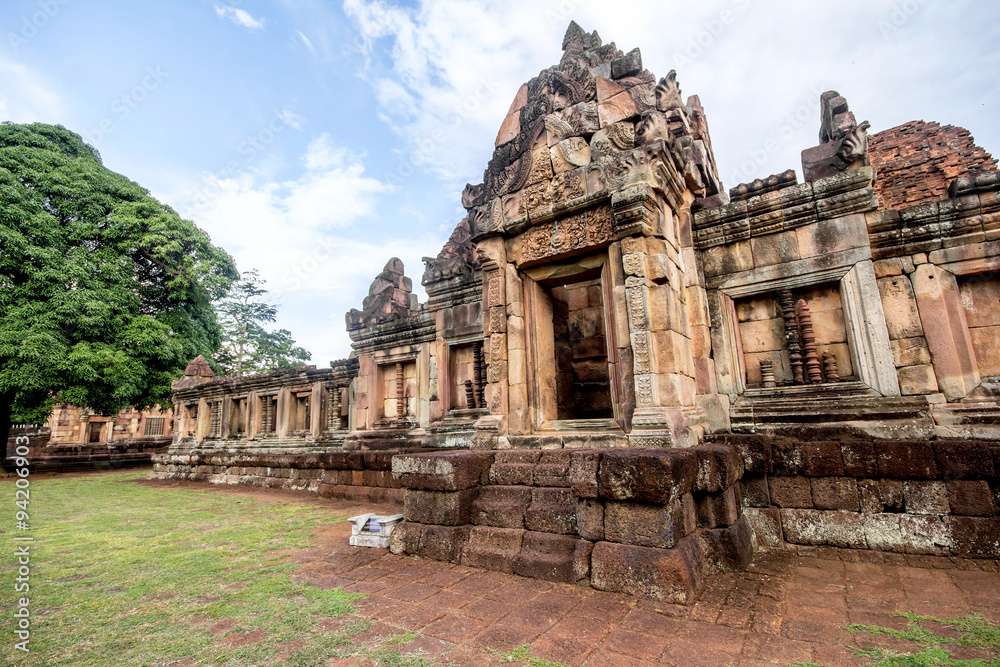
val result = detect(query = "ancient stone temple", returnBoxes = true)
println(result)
[153,22,1000,603]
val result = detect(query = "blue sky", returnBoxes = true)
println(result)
[1,0,997,366]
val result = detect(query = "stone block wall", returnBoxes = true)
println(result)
[389,446,755,604]
[713,434,1000,558]
[150,449,441,503]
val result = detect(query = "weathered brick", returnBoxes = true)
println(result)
[569,450,601,498]
[512,531,592,583]
[876,441,937,479]
[841,441,877,478]
[801,442,844,477]
[693,444,742,493]
[598,449,697,504]
[768,476,813,508]
[903,481,950,515]
[591,538,706,604]
[780,509,866,549]
[604,500,686,548]
[771,440,805,476]
[695,487,740,528]
[741,476,771,508]
[576,498,605,541]
[404,488,477,526]
[470,485,532,528]
[946,481,997,517]
[933,441,995,480]
[811,477,859,511]
[524,487,577,535]
[946,516,1000,557]
[393,451,493,490]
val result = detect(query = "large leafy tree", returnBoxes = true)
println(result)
[215,269,311,377]
[0,123,238,465]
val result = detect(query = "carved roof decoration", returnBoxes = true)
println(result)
[421,216,479,285]
[171,354,216,390]
[462,22,723,240]
[346,258,421,331]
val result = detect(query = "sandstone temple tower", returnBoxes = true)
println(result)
[153,22,1000,603]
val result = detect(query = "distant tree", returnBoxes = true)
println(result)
[0,123,238,468]
[214,270,311,376]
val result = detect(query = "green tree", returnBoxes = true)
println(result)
[0,123,238,466]
[215,269,311,376]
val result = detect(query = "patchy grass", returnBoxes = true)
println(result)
[844,612,1000,666]
[0,471,366,666]
[495,644,567,667]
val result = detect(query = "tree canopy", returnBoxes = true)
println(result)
[0,122,238,447]
[215,269,311,376]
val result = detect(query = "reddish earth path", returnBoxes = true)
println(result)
[145,477,1000,666]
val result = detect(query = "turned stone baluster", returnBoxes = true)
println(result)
[760,359,776,388]
[464,379,476,410]
[329,387,341,430]
[780,290,804,385]
[396,362,405,418]
[797,299,823,384]
[823,350,840,383]
[473,343,485,408]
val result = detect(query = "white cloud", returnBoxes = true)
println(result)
[339,0,998,191]
[166,135,442,361]
[0,58,63,124]
[214,5,265,30]
[297,30,317,55]
[274,107,305,130]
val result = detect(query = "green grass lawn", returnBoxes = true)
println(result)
[0,471,382,666]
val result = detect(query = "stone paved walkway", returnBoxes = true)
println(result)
[148,479,1000,666]
[291,503,999,666]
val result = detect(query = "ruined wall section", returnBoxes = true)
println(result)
[870,121,998,209]
[716,433,1000,560]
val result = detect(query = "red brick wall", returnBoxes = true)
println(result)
[869,121,998,209]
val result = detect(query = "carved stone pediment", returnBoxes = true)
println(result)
[346,258,420,331]
[422,217,480,285]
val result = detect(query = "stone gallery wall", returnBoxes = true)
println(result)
[152,449,425,503]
